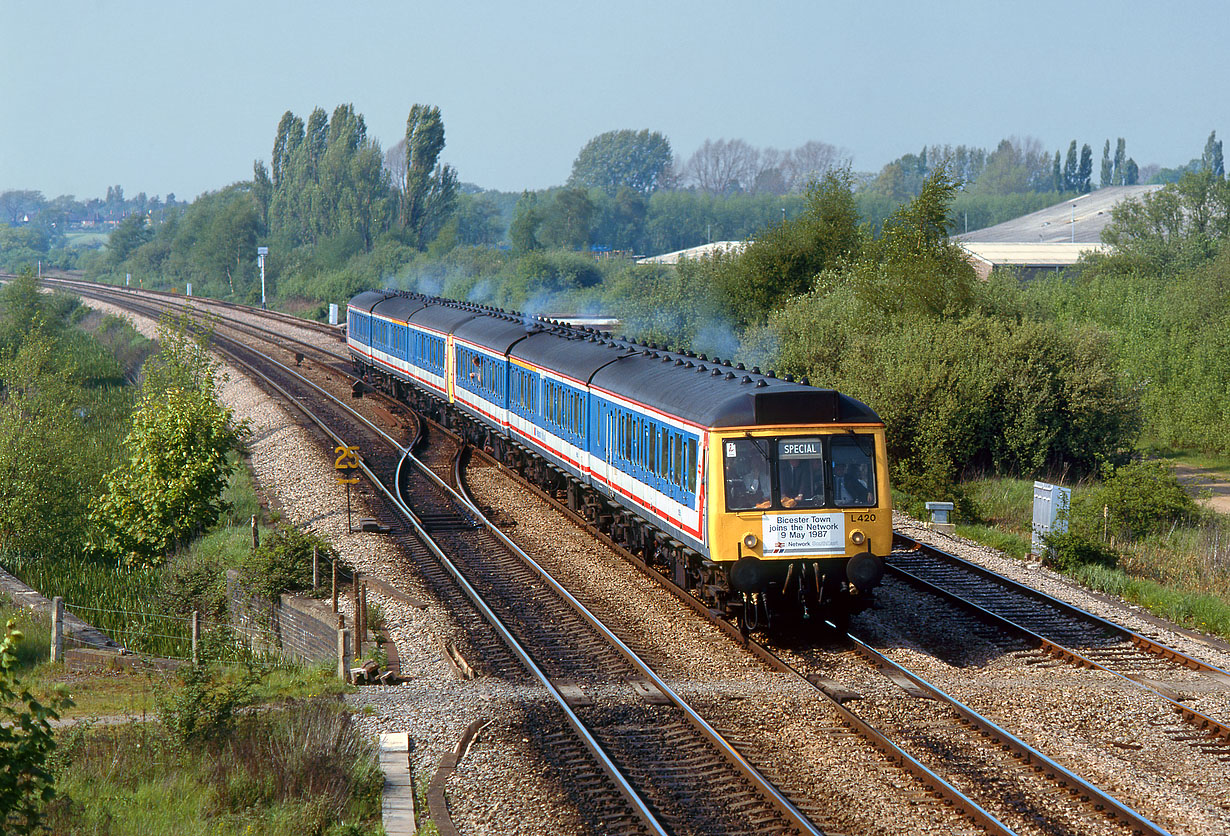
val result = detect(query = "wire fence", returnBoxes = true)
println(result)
[60,601,300,667]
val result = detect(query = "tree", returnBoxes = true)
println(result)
[539,188,594,250]
[1112,138,1127,185]
[1063,141,1079,191]
[107,212,153,265]
[1203,130,1225,178]
[1052,150,1063,192]
[567,129,673,196]
[974,137,1050,195]
[0,191,46,225]
[0,329,101,559]
[683,138,761,195]
[782,141,850,192]
[1101,140,1113,187]
[1077,143,1093,193]
[89,314,249,566]
[508,192,543,254]
[0,620,70,835]
[401,104,458,248]
[1122,158,1139,185]
[717,169,863,325]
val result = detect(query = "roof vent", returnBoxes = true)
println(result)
[724,372,736,380]
[756,379,768,387]
[767,370,776,378]
[674,359,684,366]
[801,376,810,386]
[784,373,794,382]
[699,354,708,361]
[651,352,659,359]
[712,369,722,376]
[697,365,706,372]
[712,357,721,364]
[685,361,694,368]
[741,375,752,384]
[737,363,746,371]
[752,366,761,375]
[642,349,651,356]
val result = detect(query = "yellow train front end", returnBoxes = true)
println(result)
[707,425,892,628]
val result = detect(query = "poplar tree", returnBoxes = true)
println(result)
[1101,140,1113,187]
[402,104,458,247]
[1203,130,1225,178]
[1078,144,1093,193]
[1063,141,1079,191]
[1113,138,1126,185]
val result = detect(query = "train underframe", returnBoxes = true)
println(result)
[360,361,869,632]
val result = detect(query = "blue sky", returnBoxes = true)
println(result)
[1,1,1225,200]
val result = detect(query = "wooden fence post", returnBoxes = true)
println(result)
[251,515,259,550]
[50,597,63,664]
[359,583,368,652]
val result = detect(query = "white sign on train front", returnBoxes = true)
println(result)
[762,513,845,555]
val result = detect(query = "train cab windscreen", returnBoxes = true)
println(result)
[723,434,876,511]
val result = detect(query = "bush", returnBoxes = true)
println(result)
[1087,460,1200,540]
[241,525,336,600]
[1043,531,1120,572]
[158,663,259,748]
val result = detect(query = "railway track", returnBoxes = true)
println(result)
[63,279,823,836]
[889,533,1230,749]
[46,278,1228,833]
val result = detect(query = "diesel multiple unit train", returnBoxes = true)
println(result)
[347,290,891,627]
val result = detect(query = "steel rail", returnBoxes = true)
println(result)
[893,532,1230,684]
[833,625,1174,836]
[202,334,674,836]
[463,448,1024,835]
[888,558,1230,741]
[116,284,831,836]
[38,277,352,366]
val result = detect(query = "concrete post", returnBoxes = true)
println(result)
[338,628,351,682]
[191,610,200,666]
[359,583,368,654]
[50,597,63,663]
[331,560,338,612]
[312,546,319,590]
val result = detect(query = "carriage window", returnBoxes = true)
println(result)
[830,434,876,507]
[776,437,826,510]
[723,438,770,510]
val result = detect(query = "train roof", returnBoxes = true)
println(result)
[589,348,879,427]
[348,289,398,313]
[349,291,881,428]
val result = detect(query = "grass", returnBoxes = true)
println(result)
[43,698,384,835]
[2,456,275,660]
[948,474,1230,641]
[1141,445,1230,474]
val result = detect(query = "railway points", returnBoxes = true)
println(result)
[38,276,1230,835]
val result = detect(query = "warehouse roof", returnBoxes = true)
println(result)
[637,240,748,264]
[956,185,1162,244]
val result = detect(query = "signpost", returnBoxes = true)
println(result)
[335,445,360,532]
[257,246,269,309]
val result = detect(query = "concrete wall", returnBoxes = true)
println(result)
[226,570,339,664]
